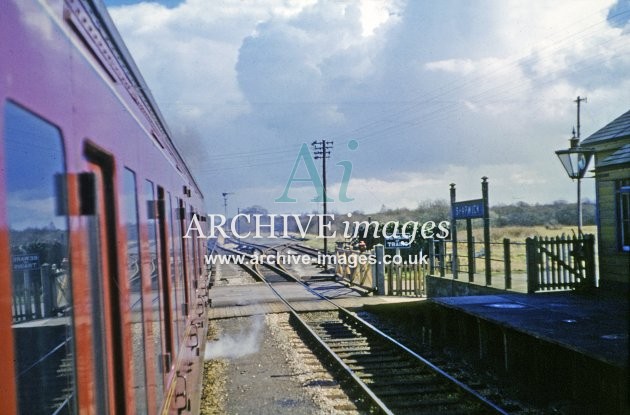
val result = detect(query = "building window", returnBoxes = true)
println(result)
[618,179,630,252]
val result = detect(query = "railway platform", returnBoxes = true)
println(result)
[426,291,628,413]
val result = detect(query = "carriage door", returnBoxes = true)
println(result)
[83,147,126,414]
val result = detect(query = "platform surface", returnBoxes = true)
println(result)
[432,292,629,368]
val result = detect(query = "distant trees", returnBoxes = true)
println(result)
[491,200,595,227]
[246,200,596,240]
[9,228,68,265]
[239,205,268,215]
[350,199,595,231]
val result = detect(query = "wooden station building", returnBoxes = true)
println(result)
[581,109,630,293]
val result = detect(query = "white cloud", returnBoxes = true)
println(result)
[106,0,630,214]
[425,59,478,75]
[359,0,399,37]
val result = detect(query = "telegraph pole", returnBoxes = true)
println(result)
[574,96,587,233]
[575,96,587,139]
[312,140,333,261]
[221,192,233,218]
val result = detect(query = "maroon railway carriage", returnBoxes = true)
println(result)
[1,0,210,413]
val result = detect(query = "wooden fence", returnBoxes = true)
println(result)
[12,263,70,322]
[335,234,594,296]
[385,261,426,296]
[432,238,527,291]
[335,249,374,292]
[335,248,426,296]
[525,234,595,293]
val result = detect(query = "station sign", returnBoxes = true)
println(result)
[384,236,412,249]
[452,199,485,220]
[12,254,40,271]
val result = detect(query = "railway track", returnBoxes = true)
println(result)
[223,241,509,414]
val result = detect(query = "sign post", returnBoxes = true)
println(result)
[12,254,41,320]
[384,236,412,249]
[450,184,458,279]
[482,177,491,285]
[12,254,40,271]
[466,226,475,281]
[450,178,491,285]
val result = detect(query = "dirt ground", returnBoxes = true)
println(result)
[201,314,359,415]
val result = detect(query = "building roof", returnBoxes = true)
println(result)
[598,143,630,169]
[581,109,630,146]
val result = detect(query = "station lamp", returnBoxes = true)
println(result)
[555,128,593,234]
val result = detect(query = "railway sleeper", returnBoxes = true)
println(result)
[393,405,492,415]
[335,349,380,359]
[346,360,417,371]
[304,318,347,325]
[336,352,400,362]
[371,383,453,397]
[328,345,390,354]
[354,366,426,377]
[365,374,441,388]
[345,353,412,364]
[313,328,361,338]
[309,320,356,329]
[320,340,373,349]
[341,354,404,365]
[318,336,370,344]
[326,340,387,349]
[383,394,465,409]
[314,332,362,340]
[317,336,368,344]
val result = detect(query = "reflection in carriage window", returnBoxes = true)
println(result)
[123,168,147,414]
[166,192,181,351]
[175,197,186,335]
[4,102,76,414]
[145,180,164,403]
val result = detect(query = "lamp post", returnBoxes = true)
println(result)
[555,129,593,234]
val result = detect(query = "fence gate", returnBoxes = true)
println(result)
[525,234,595,293]
[385,261,426,296]
[335,249,375,292]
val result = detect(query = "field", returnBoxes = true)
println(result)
[299,225,597,286]
[298,225,597,253]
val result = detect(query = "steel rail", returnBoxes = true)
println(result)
[224,241,509,414]
[219,242,393,413]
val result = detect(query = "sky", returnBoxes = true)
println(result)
[103,0,630,215]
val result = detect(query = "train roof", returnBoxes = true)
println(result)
[87,0,203,198]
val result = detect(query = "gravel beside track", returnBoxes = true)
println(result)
[201,313,360,414]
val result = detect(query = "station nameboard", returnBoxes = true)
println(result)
[452,199,485,220]
[384,236,412,249]
[12,254,40,271]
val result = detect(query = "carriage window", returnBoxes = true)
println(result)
[145,180,164,403]
[4,102,76,414]
[190,206,198,279]
[186,205,195,302]
[123,169,147,414]
[166,192,181,351]
[178,199,189,311]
